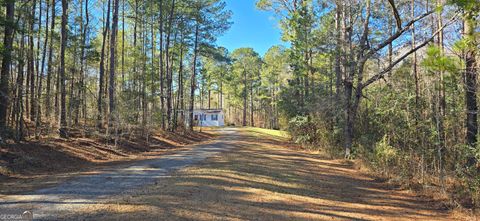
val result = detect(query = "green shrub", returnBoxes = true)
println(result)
[456,144,480,207]
[287,116,317,145]
[374,135,398,175]
[286,116,339,155]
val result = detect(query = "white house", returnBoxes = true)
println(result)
[192,109,225,127]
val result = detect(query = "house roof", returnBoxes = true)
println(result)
[179,109,224,113]
[196,109,223,114]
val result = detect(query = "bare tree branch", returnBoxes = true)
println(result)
[361,12,460,89]
[387,0,402,29]
[365,10,435,59]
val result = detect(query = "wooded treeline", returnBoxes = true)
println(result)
[0,0,231,140]
[246,0,479,207]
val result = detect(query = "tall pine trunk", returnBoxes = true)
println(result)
[46,0,56,120]
[242,69,247,127]
[97,0,111,129]
[165,0,176,131]
[250,76,254,127]
[178,34,185,125]
[0,0,15,130]
[28,0,37,121]
[108,0,120,131]
[174,35,185,130]
[59,0,68,138]
[15,31,26,140]
[189,22,199,131]
[159,0,166,130]
[36,0,51,138]
[80,0,89,126]
[464,14,478,166]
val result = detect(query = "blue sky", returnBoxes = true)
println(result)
[217,0,287,57]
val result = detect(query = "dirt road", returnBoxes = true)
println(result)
[0,128,460,220]
[0,128,238,220]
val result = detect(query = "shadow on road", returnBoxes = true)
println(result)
[54,128,451,221]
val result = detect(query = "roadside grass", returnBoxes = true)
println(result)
[245,127,290,139]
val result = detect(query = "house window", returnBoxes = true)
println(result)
[194,115,198,121]
[211,114,218,121]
